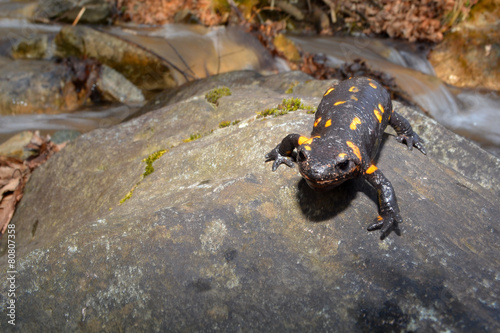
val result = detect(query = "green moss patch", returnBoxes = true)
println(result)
[142,149,167,177]
[256,98,315,118]
[119,184,138,205]
[205,86,232,105]
[285,81,299,94]
[219,120,241,128]
[184,133,202,143]
[119,149,167,204]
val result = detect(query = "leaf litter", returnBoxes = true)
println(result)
[0,131,66,234]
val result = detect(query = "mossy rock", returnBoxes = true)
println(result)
[1,71,498,332]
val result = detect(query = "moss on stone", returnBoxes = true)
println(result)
[285,81,299,94]
[205,86,232,105]
[119,184,137,204]
[120,149,167,204]
[184,133,202,143]
[306,108,316,114]
[142,149,167,177]
[256,98,314,118]
[219,120,241,128]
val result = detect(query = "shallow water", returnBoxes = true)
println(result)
[0,17,280,143]
[0,104,138,144]
[0,11,498,157]
[104,24,280,84]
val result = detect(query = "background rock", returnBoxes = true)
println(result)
[0,71,499,332]
[34,0,112,24]
[0,58,143,115]
[55,25,178,92]
[429,0,500,90]
[0,60,85,115]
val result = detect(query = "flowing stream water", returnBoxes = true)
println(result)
[0,12,499,157]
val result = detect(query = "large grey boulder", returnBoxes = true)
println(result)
[0,71,499,332]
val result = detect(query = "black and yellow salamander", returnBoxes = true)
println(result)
[265,76,426,239]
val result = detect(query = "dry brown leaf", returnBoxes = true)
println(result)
[0,193,16,234]
[0,155,29,234]
[24,131,66,171]
[0,178,20,197]
[0,131,67,234]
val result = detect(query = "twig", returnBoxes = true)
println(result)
[72,6,86,26]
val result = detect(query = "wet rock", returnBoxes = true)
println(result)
[0,1,38,19]
[0,57,144,115]
[429,0,500,90]
[34,0,112,24]
[11,35,50,60]
[55,25,179,92]
[273,34,302,63]
[96,65,145,104]
[0,59,86,115]
[50,130,81,144]
[0,71,498,332]
[0,131,33,159]
[106,24,280,85]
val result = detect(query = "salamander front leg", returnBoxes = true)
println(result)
[265,134,301,171]
[364,167,403,239]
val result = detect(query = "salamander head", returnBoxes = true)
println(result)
[296,137,362,191]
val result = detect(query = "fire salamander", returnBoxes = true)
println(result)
[265,77,426,239]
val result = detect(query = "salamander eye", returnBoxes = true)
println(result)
[337,160,351,172]
[297,150,307,162]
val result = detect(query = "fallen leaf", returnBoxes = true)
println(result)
[0,193,16,234]
[0,131,67,234]
[0,178,20,197]
[0,155,29,234]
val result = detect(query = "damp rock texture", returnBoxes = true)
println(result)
[0,71,499,332]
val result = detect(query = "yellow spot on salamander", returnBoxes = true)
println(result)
[366,164,378,174]
[351,95,358,101]
[324,87,335,96]
[325,119,332,127]
[346,141,362,161]
[369,82,377,89]
[304,146,311,151]
[349,86,359,92]
[334,101,347,106]
[350,117,361,130]
[374,109,382,123]
[314,117,322,127]
[298,136,319,145]
[377,215,383,221]
[298,136,309,145]
[338,153,347,159]
[378,103,385,113]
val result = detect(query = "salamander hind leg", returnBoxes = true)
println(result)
[389,111,426,155]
